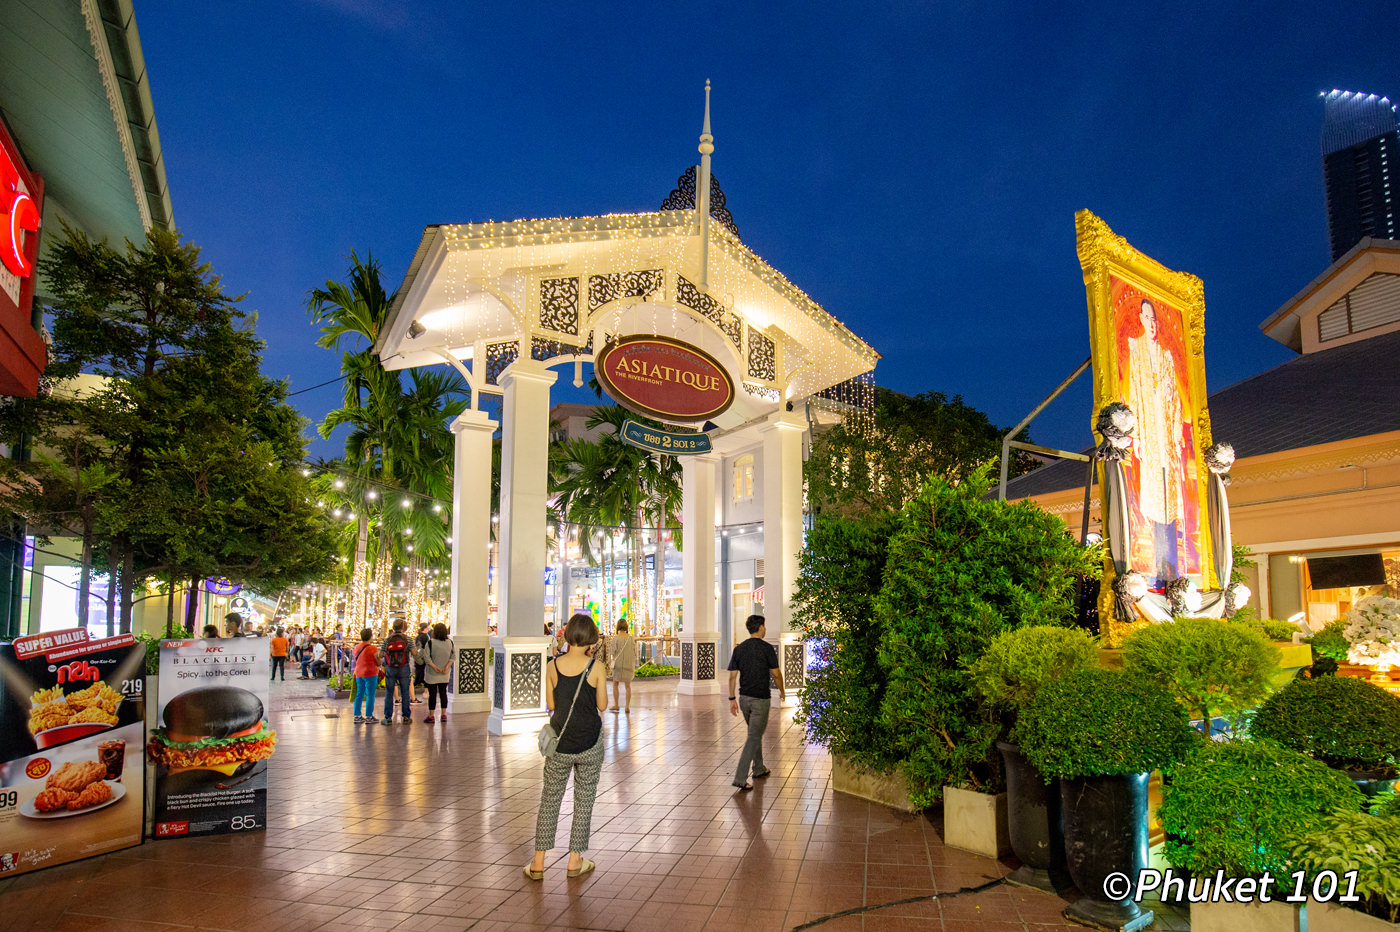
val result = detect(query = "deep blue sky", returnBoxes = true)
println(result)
[136,2,1395,460]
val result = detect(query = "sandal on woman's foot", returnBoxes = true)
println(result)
[566,858,595,877]
[522,864,544,881]
[732,782,754,791]
[752,769,772,779]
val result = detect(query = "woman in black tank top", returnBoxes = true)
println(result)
[526,613,608,881]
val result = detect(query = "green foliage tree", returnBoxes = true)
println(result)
[793,509,900,770]
[1121,617,1281,737]
[968,624,1099,720]
[805,387,1035,517]
[551,405,682,632]
[871,465,1101,804]
[0,224,334,633]
[308,254,465,630]
[1251,676,1400,774]
[1014,668,1199,779]
[1161,740,1363,876]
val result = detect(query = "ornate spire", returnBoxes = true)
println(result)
[698,80,713,289]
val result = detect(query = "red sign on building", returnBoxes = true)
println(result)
[0,119,46,397]
[595,335,735,423]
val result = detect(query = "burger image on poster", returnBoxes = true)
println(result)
[146,686,277,791]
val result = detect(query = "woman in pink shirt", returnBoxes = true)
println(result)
[352,627,382,724]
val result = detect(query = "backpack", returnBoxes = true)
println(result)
[384,633,411,668]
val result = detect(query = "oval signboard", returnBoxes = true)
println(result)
[595,335,735,423]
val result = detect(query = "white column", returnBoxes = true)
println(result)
[489,358,556,735]
[760,409,808,694]
[449,408,496,713]
[678,453,721,695]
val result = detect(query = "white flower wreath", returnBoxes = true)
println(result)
[1344,596,1400,668]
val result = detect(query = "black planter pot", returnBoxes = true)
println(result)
[997,741,1071,892]
[1060,772,1153,932]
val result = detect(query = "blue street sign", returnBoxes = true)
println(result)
[621,419,712,455]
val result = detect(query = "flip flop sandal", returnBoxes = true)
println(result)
[752,769,772,779]
[732,782,754,792]
[522,864,544,881]
[566,858,596,877]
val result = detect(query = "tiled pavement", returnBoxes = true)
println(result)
[0,676,1183,931]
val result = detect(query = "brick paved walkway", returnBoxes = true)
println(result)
[0,677,1179,932]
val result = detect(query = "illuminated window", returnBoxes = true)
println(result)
[732,454,754,503]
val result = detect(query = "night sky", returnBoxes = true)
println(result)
[134,2,1396,460]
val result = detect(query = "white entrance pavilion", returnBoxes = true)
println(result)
[375,95,878,734]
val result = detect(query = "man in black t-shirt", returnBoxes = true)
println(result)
[727,614,785,790]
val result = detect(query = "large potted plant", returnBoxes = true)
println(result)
[1158,740,1363,932]
[967,624,1098,890]
[1292,809,1400,932]
[1251,676,1400,798]
[1122,616,1281,737]
[1016,668,1197,932]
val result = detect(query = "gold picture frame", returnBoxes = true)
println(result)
[1075,210,1218,644]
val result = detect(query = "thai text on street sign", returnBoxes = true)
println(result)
[621,419,712,455]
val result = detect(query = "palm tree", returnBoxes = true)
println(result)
[552,405,683,635]
[310,253,470,635]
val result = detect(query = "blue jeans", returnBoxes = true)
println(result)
[354,676,378,718]
[383,666,412,720]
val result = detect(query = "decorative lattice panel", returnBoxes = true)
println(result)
[588,270,664,311]
[539,277,580,335]
[681,641,694,680]
[485,341,520,386]
[697,642,716,681]
[493,653,506,709]
[676,276,742,348]
[783,644,805,688]
[659,166,739,238]
[510,653,542,710]
[458,647,486,695]
[747,326,776,381]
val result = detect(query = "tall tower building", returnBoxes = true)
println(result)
[1321,89,1397,261]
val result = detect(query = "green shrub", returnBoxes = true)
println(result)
[873,467,1101,804]
[1306,620,1351,662]
[1371,790,1400,818]
[1122,617,1280,736]
[794,510,901,772]
[326,671,354,690]
[1161,740,1364,876]
[1251,676,1400,774]
[1292,810,1400,923]
[135,627,193,675]
[634,662,678,678]
[1014,668,1198,779]
[1254,618,1298,641]
[968,624,1098,718]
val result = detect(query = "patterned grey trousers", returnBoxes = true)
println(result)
[534,735,605,852]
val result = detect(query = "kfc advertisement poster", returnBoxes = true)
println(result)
[150,639,275,838]
[0,629,146,877]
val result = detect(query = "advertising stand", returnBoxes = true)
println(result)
[0,629,146,878]
[149,638,275,838]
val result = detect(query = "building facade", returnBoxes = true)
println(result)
[1322,89,1397,261]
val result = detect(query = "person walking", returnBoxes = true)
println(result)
[607,620,637,714]
[419,623,453,722]
[525,613,608,881]
[351,628,381,724]
[412,622,430,704]
[379,619,415,725]
[269,627,290,681]
[727,614,785,791]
